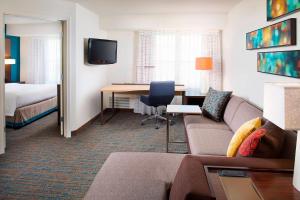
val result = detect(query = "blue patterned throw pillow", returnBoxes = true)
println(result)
[202,87,232,122]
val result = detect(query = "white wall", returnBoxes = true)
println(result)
[73,4,108,131]
[107,31,136,84]
[223,0,300,108]
[102,13,227,31]
[6,22,62,37]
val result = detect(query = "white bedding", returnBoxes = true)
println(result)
[5,83,57,116]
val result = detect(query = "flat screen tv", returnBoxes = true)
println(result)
[87,38,117,64]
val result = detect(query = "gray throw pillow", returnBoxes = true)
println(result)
[202,87,232,122]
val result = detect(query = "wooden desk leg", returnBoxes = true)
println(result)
[166,113,169,153]
[101,91,104,125]
[182,91,186,105]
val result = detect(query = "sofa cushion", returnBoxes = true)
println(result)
[280,130,296,159]
[84,152,184,200]
[184,115,220,126]
[238,128,266,157]
[238,121,286,158]
[227,117,262,157]
[184,115,231,130]
[223,96,244,126]
[228,101,263,132]
[169,155,212,200]
[202,87,232,122]
[187,128,233,156]
[187,123,231,131]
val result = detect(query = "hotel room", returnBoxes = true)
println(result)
[0,0,300,199]
[5,15,61,131]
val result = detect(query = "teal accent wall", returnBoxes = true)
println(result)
[6,35,20,82]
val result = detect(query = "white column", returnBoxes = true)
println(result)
[293,131,300,191]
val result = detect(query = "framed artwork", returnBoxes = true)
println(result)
[246,18,296,50]
[257,50,300,78]
[267,0,300,21]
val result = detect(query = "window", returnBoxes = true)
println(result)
[137,30,222,92]
[21,36,62,84]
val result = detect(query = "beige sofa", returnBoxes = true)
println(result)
[84,96,296,200]
[184,96,296,158]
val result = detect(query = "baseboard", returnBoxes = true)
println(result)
[71,112,101,135]
[105,108,134,112]
[71,108,134,135]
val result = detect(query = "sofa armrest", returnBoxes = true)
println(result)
[169,156,212,200]
[188,155,294,171]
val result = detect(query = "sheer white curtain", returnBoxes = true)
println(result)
[20,36,62,84]
[134,30,222,114]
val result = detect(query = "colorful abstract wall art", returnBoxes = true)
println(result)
[257,50,300,78]
[267,0,300,21]
[246,18,296,50]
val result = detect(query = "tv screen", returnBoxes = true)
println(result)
[88,38,117,65]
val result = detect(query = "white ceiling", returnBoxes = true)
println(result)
[68,0,242,15]
[5,15,53,24]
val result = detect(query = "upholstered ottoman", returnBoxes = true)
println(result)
[84,152,184,200]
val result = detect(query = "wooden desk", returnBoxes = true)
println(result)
[100,84,186,125]
[184,89,207,106]
[205,166,299,200]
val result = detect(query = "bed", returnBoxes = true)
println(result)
[5,83,58,129]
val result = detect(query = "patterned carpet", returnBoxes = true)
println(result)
[0,111,187,200]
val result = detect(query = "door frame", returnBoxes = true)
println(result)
[0,13,72,154]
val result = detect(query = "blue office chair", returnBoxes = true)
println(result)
[140,81,175,129]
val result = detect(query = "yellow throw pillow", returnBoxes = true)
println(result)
[226,117,262,157]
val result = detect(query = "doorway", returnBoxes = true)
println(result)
[2,14,68,151]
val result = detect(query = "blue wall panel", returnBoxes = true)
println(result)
[6,35,20,82]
